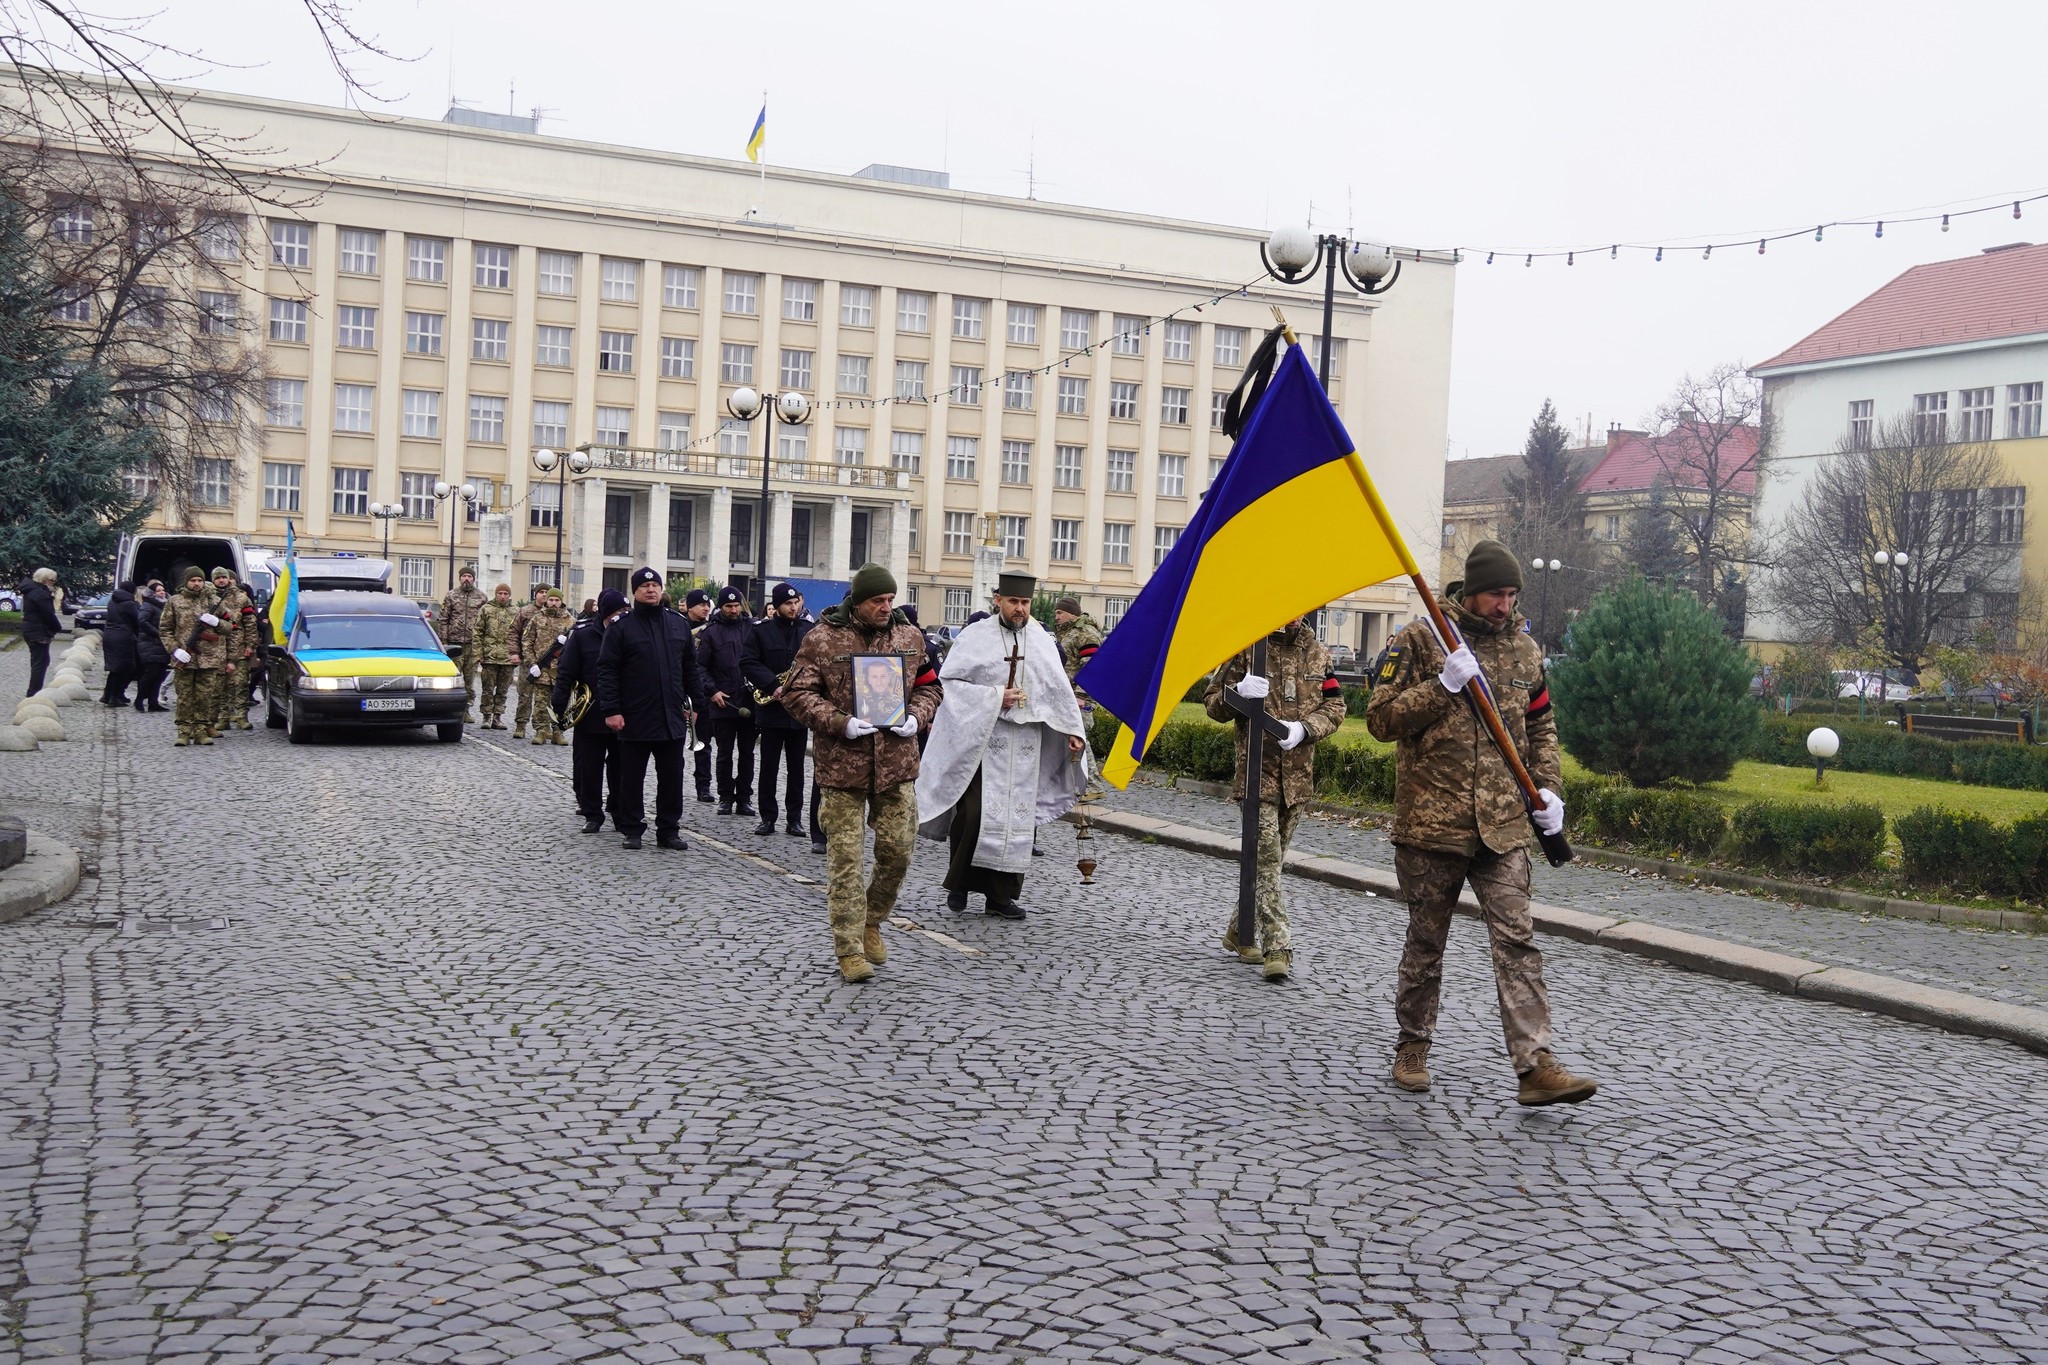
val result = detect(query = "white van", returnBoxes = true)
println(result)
[116,532,254,597]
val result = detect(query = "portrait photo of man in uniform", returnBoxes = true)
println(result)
[852,654,906,730]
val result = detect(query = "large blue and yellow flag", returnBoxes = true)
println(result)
[267,520,300,642]
[744,104,766,163]
[1076,341,1417,788]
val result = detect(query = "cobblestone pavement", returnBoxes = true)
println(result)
[1107,779,2048,1011]
[4,643,2048,1364]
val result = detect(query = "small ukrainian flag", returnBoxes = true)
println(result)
[745,104,766,163]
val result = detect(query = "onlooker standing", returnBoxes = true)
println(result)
[683,588,715,801]
[741,582,814,838]
[597,567,707,850]
[437,566,487,720]
[554,587,628,833]
[19,567,61,697]
[473,583,520,729]
[133,582,169,712]
[699,585,758,816]
[99,581,141,706]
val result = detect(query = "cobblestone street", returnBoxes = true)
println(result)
[5,645,2048,1364]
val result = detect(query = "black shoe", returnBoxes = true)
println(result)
[946,889,968,913]
[148,704,166,713]
[581,817,605,833]
[987,902,1027,920]
[1031,844,1045,857]
[735,803,757,818]
[657,834,687,850]
[696,790,715,804]
[811,840,827,855]
[753,819,774,836]
[717,800,734,815]
[621,833,643,849]
[133,699,145,712]
[785,823,805,838]
[101,698,125,708]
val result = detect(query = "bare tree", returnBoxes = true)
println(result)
[1762,416,2020,671]
[1645,362,1768,622]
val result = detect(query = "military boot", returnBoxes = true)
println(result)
[173,733,190,747]
[1392,1041,1432,1093]
[531,732,546,745]
[1262,949,1291,982]
[838,954,875,983]
[1516,1051,1598,1107]
[1221,919,1263,964]
[550,732,567,745]
[862,925,888,965]
[512,724,526,740]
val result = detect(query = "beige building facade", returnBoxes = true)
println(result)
[97,85,1454,649]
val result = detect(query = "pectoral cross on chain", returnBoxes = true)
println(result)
[1003,628,1027,710]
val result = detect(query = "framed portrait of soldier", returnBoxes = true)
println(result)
[851,653,907,729]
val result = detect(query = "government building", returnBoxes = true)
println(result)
[100,85,1454,651]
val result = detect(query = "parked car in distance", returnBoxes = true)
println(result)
[1833,669,1913,703]
[1326,643,1358,670]
[69,592,112,630]
[0,587,20,611]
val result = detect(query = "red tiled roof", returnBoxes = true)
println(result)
[1579,424,1760,497]
[1754,242,2048,370]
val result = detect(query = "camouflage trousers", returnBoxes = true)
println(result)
[479,663,515,721]
[513,670,539,730]
[527,666,561,741]
[450,644,481,715]
[172,668,219,741]
[212,661,248,729]
[1392,844,1554,1073]
[818,783,917,960]
[1225,801,1301,955]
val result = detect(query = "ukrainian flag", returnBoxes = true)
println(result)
[1076,341,1415,788]
[268,520,300,642]
[745,104,766,163]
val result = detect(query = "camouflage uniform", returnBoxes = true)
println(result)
[1054,613,1104,702]
[1364,598,1561,1073]
[437,580,487,717]
[521,603,576,743]
[511,593,544,735]
[158,577,226,745]
[209,573,258,731]
[1203,621,1347,961]
[473,595,521,727]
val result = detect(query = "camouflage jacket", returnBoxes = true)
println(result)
[781,604,942,792]
[474,600,522,665]
[1203,621,1348,806]
[521,606,576,677]
[1364,601,1559,857]
[1055,614,1104,701]
[512,601,542,662]
[438,585,486,645]
[214,584,259,660]
[158,585,229,670]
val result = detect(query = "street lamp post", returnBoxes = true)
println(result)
[1531,556,1562,656]
[1869,548,1909,720]
[366,501,403,561]
[724,386,812,612]
[531,446,593,591]
[433,480,479,593]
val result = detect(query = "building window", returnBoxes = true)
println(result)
[1050,519,1079,562]
[1003,372,1034,411]
[333,383,374,433]
[1060,309,1092,350]
[1310,336,1343,377]
[267,298,308,344]
[952,297,986,340]
[1106,449,1135,492]
[788,505,814,566]
[1211,392,1230,430]
[529,564,556,589]
[1605,514,1621,541]
[331,466,370,516]
[1959,387,1994,442]
[537,250,576,296]
[1154,525,1181,567]
[2008,383,2043,439]
[269,220,310,267]
[1112,314,1143,356]
[1164,321,1194,362]
[1007,304,1040,345]
[777,427,810,462]
[198,214,241,260]
[997,514,1028,559]
[841,285,873,327]
[1054,445,1083,489]
[264,378,305,428]
[1845,398,1873,449]
[660,337,696,378]
[1000,440,1032,483]
[780,348,814,390]
[894,361,926,400]
[838,355,871,396]
[530,481,561,529]
[835,427,867,465]
[1057,376,1087,415]
[396,387,442,439]
[122,284,166,330]
[337,229,379,275]
[51,288,92,323]
[469,395,506,443]
[398,557,434,597]
[944,586,971,626]
[121,463,158,501]
[198,291,237,335]
[898,291,931,334]
[472,318,509,362]
[474,244,512,289]
[658,411,693,451]
[599,258,638,302]
[783,277,818,321]
[399,471,437,520]
[603,491,633,556]
[598,331,635,373]
[948,365,982,404]
[261,462,301,512]
[668,497,694,559]
[1109,382,1139,420]
[1987,486,2026,544]
[1103,596,1130,630]
[1158,454,1187,497]
[50,203,94,243]
[532,401,568,449]
[890,431,923,474]
[336,305,376,350]
[729,501,755,563]
[718,419,751,456]
[945,436,978,480]
[1912,391,1948,444]
[663,264,700,308]
[188,459,231,508]
[195,384,234,424]
[535,325,573,368]
[406,236,446,281]
[595,406,631,445]
[723,271,759,315]
[1103,522,1132,566]
[1160,387,1190,425]
[467,478,496,520]
[1214,326,1245,367]
[721,343,755,384]
[405,311,443,355]
[943,511,974,556]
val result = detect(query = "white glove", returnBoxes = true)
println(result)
[1277,719,1306,751]
[1534,787,1565,837]
[843,716,879,739]
[1438,645,1481,693]
[199,612,221,628]
[173,648,191,664]
[1233,674,1269,700]
[527,665,541,680]
[890,715,920,737]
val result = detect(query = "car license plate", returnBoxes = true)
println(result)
[361,697,415,712]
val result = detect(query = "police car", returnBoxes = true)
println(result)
[263,558,465,743]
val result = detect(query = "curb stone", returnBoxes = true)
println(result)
[1074,804,2048,1057]
[0,832,83,924]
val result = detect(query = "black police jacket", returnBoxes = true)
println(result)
[552,617,610,732]
[698,614,754,719]
[740,613,814,731]
[595,602,707,742]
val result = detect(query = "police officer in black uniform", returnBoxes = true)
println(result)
[741,581,815,838]
[698,585,758,817]
[683,587,715,802]
[554,587,628,833]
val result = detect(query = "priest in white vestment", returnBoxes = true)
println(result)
[915,572,1089,919]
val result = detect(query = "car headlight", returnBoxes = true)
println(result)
[309,676,346,691]
[421,676,461,690]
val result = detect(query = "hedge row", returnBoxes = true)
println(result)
[1894,808,2048,899]
[1748,711,2048,792]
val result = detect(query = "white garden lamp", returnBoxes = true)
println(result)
[1807,726,1840,786]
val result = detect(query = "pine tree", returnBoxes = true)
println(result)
[1619,481,1694,589]
[1503,399,1579,550]
[1551,575,1758,787]
[0,199,154,592]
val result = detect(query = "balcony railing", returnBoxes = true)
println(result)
[576,444,911,493]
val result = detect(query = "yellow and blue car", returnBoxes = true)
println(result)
[264,589,467,743]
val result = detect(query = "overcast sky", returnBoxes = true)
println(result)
[119,0,2048,458]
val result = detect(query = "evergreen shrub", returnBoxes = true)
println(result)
[1729,800,1884,875]
[1577,786,1728,858]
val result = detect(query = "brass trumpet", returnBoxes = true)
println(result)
[750,665,796,709]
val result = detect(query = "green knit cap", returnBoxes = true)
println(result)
[1463,540,1523,596]
[848,562,896,604]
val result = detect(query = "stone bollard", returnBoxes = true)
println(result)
[0,725,39,752]
[20,715,65,742]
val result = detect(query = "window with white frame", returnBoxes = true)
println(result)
[943,512,974,556]
[402,389,440,438]
[535,325,573,368]
[838,355,871,395]
[474,243,512,289]
[1913,391,1948,444]
[1007,303,1040,345]
[189,459,232,508]
[1848,399,1873,449]
[1309,335,1343,376]
[717,419,751,456]
[121,464,158,501]
[338,229,380,275]
[2011,382,2045,439]
[777,425,809,463]
[532,401,568,448]
[1153,525,1181,567]
[946,435,978,480]
[1112,314,1143,355]
[1160,386,1190,425]
[1050,519,1079,562]
[890,431,923,473]
[331,466,370,516]
[1960,387,1995,442]
[195,384,234,424]
[199,214,241,261]
[1208,456,1225,489]
[951,365,982,403]
[50,288,91,323]
[1109,382,1139,420]
[1057,376,1087,415]
[333,383,373,433]
[597,258,637,302]
[1060,309,1092,350]
[123,284,166,329]
[529,563,556,588]
[780,348,814,390]
[841,285,873,327]
[1106,449,1135,492]
[472,318,509,362]
[398,557,435,597]
[469,395,506,443]
[595,406,631,445]
[269,298,307,343]
[1214,326,1245,367]
[659,337,695,378]
[1103,522,1132,565]
[336,305,376,349]
[663,264,700,308]
[598,331,635,373]
[783,277,818,320]
[898,291,931,334]
[530,481,561,529]
[1988,485,2026,543]
[723,271,759,314]
[1211,392,1230,430]
[944,586,971,625]
[953,297,986,340]
[269,221,310,267]
[1157,454,1187,497]
[198,291,237,335]
[658,412,692,451]
[834,427,867,466]
[1004,372,1034,410]
[406,236,446,281]
[50,203,94,243]
[1001,440,1032,483]
[1103,596,1131,630]
[1164,321,1194,362]
[998,515,1028,559]
[894,361,926,400]
[908,508,921,554]
[399,471,436,520]
[405,311,443,355]
[1054,444,1083,489]
[721,343,755,384]
[261,462,301,512]
[536,251,576,296]
[265,378,305,427]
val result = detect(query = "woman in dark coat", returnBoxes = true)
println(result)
[132,583,170,712]
[99,582,140,706]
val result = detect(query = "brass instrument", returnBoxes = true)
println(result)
[750,665,795,710]
[558,681,593,729]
